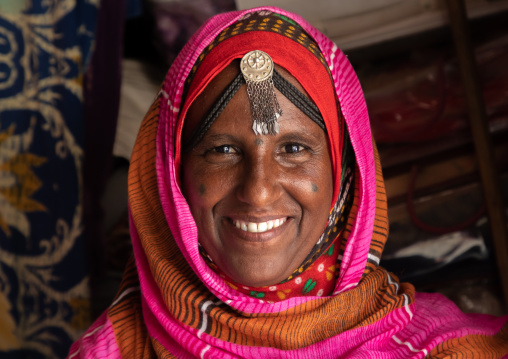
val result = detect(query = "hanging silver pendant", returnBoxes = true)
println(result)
[240,50,282,135]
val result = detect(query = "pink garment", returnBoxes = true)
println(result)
[68,6,508,358]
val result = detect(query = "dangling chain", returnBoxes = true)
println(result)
[241,50,282,135]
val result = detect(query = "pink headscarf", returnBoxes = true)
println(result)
[68,7,508,358]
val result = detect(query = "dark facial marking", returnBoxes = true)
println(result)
[199,184,206,195]
[255,138,263,146]
[312,183,318,192]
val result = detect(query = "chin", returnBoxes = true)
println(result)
[223,258,293,288]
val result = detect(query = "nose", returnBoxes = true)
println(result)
[236,153,282,208]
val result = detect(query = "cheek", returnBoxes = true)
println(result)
[283,168,333,225]
[182,162,211,212]
[288,160,333,199]
[182,162,233,214]
[301,158,334,212]
[186,183,213,213]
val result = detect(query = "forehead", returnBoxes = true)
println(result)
[182,61,319,142]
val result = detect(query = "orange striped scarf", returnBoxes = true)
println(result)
[102,95,506,358]
[68,7,508,359]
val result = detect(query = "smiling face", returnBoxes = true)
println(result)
[181,62,334,287]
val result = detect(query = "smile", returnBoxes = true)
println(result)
[233,218,287,233]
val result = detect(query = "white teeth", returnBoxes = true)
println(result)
[233,218,287,233]
[247,222,257,233]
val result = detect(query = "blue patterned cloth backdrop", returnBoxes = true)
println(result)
[0,1,98,358]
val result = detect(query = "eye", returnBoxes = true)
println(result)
[202,144,240,163]
[282,143,305,154]
[212,145,237,154]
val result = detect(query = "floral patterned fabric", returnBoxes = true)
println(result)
[0,1,98,357]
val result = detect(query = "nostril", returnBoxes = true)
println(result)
[237,164,279,207]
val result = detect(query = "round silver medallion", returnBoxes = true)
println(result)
[240,50,273,82]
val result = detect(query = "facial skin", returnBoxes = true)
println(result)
[181,62,334,287]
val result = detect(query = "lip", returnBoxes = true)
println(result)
[222,216,292,243]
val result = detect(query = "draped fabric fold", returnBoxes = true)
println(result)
[68,7,508,359]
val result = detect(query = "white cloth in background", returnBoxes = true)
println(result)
[115,59,165,160]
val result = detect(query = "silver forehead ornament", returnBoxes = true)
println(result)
[240,50,282,135]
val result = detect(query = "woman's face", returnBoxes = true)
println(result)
[182,63,334,287]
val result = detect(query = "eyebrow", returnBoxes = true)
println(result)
[276,131,323,144]
[198,133,239,144]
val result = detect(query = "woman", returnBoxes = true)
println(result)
[69,6,508,358]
